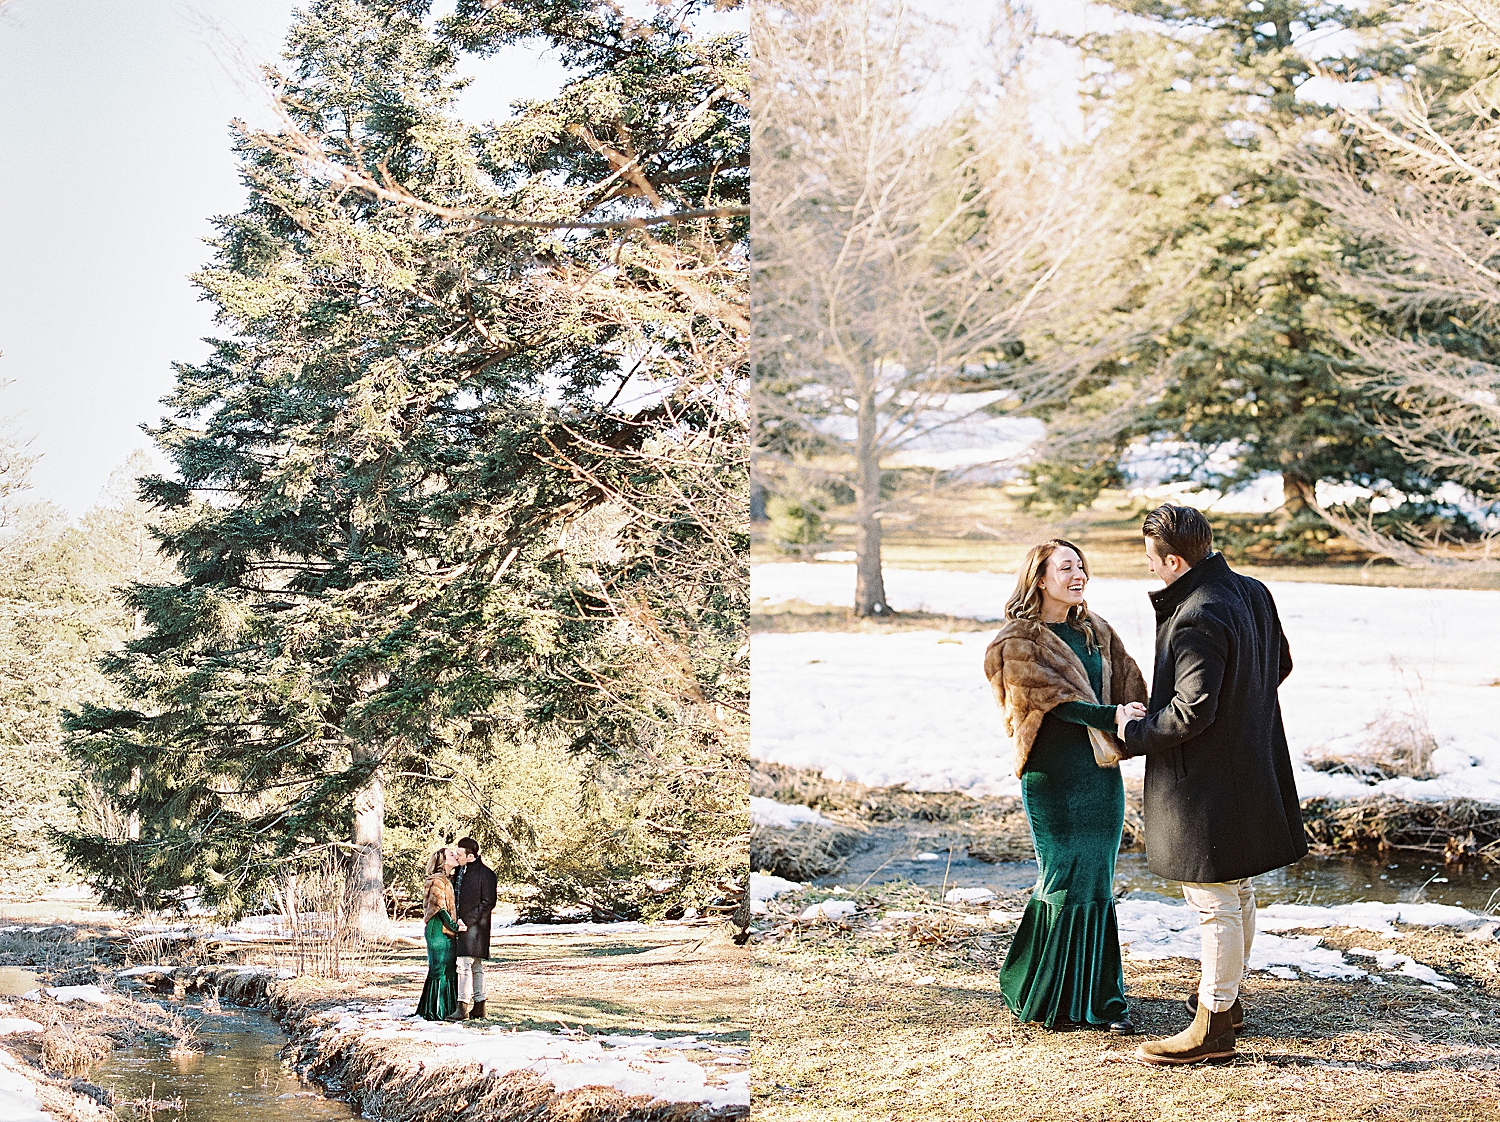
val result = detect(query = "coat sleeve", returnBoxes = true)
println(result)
[1271,593,1293,684]
[1123,613,1227,756]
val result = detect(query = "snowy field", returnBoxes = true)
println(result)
[752,563,1500,800]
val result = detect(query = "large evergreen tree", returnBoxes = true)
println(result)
[59,0,746,925]
[1030,2,1442,528]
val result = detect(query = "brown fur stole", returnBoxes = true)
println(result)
[982,611,1148,778]
[423,873,457,934]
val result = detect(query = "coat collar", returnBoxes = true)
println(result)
[1147,550,1229,618]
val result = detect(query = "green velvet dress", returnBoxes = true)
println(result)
[417,908,460,1021]
[998,621,1129,1027]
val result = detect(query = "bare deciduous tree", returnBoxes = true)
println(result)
[752,0,1150,615]
[1298,0,1500,568]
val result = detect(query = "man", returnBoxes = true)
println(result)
[451,836,498,1020]
[1116,504,1305,1065]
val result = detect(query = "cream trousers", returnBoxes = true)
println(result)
[455,955,486,1004]
[1180,878,1256,1013]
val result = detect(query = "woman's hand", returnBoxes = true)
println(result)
[1115,702,1147,741]
[457,921,467,931]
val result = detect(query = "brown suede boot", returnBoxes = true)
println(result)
[469,1000,486,1020]
[1135,1002,1236,1065]
[445,1002,472,1022]
[1186,993,1244,1032]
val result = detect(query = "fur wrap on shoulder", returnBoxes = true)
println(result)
[982,611,1148,778]
[423,873,457,934]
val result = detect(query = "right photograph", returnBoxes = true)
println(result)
[749,0,1500,1117]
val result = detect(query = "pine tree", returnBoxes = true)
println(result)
[59,0,746,924]
[1032,1,1442,534]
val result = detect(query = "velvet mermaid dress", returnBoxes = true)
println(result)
[417,874,460,1021]
[998,621,1129,1027]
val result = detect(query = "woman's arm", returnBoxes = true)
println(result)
[1051,699,1118,732]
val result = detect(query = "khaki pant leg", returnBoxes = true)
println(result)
[1181,878,1254,1012]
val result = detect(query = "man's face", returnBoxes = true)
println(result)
[1144,536,1187,586]
[460,849,475,865]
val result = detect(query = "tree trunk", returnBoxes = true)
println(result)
[350,744,386,938]
[853,382,891,617]
[1281,469,1313,520]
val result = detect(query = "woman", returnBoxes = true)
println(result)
[983,539,1148,1033]
[416,846,467,1022]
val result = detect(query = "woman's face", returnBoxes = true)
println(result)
[442,848,459,872]
[1040,547,1087,609]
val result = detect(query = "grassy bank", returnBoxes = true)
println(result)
[1,915,750,1122]
[751,881,1500,1121]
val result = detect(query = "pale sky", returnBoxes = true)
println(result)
[0,0,572,516]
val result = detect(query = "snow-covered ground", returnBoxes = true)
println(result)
[752,563,1500,799]
[316,1000,748,1110]
[0,1047,49,1122]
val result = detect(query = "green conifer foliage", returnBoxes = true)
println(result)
[58,0,746,922]
[1033,2,1435,517]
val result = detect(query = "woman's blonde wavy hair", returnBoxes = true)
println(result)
[424,846,454,877]
[1003,538,1097,652]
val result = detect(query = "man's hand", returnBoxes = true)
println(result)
[1116,702,1147,743]
[457,921,467,932]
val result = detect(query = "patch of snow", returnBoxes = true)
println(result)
[32,985,111,1006]
[0,1017,43,1035]
[318,1005,747,1109]
[987,909,1023,923]
[799,900,857,922]
[750,874,800,903]
[1257,901,1481,936]
[751,564,1500,801]
[1347,947,1458,990]
[1267,966,1298,979]
[1116,899,1468,986]
[750,796,833,829]
[944,887,997,905]
[0,1050,51,1122]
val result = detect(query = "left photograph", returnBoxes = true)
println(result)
[0,1,748,1120]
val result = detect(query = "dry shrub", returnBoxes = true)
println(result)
[39,1023,110,1076]
[1309,708,1440,783]
[750,821,864,881]
[1301,796,1500,863]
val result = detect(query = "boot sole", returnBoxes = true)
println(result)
[1135,1046,1236,1065]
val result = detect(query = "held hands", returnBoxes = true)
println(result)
[457,922,467,932]
[1115,702,1147,743]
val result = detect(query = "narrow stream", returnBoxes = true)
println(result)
[828,828,1500,911]
[90,998,353,1122]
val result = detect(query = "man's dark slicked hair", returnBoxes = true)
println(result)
[1142,504,1213,566]
[456,836,480,857]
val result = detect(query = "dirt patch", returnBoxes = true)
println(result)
[751,882,1500,1121]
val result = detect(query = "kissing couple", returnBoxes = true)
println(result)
[417,837,499,1023]
[983,503,1305,1064]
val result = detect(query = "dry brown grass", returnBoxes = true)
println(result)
[752,821,868,882]
[752,885,1500,1121]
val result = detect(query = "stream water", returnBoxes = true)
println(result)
[89,999,353,1122]
[829,828,1500,912]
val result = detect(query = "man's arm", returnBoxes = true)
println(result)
[1122,617,1228,756]
[481,865,497,916]
[1271,594,1293,684]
